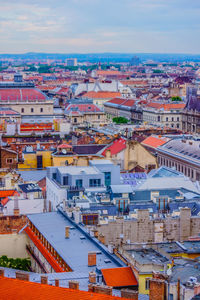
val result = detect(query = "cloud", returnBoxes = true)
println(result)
[0,0,199,53]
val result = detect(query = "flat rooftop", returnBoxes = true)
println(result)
[27,211,124,273]
[58,166,101,176]
[127,248,169,265]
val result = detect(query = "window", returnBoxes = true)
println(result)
[89,179,101,187]
[98,115,100,119]
[21,108,24,113]
[172,117,174,121]
[31,108,34,113]
[76,179,83,188]
[74,118,77,123]
[177,117,179,121]
[52,173,57,180]
[145,279,150,290]
[104,172,111,186]
[63,176,68,185]
[40,108,43,113]
[157,116,160,122]
[166,117,168,122]
[6,158,13,164]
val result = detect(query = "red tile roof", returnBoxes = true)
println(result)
[102,138,126,156]
[146,102,185,110]
[122,100,135,107]
[141,136,168,149]
[0,88,47,102]
[0,109,20,115]
[0,277,129,300]
[82,91,121,99]
[24,226,65,273]
[66,104,101,113]
[96,70,121,76]
[1,197,9,206]
[101,267,138,287]
[58,144,72,149]
[0,190,18,198]
[105,98,126,105]
[105,98,136,107]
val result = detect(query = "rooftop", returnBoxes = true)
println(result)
[157,139,200,165]
[0,277,127,300]
[25,211,124,273]
[141,136,168,149]
[101,267,138,287]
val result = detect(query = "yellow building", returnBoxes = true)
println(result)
[18,150,53,169]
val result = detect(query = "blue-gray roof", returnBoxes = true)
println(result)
[17,170,47,182]
[27,210,125,274]
[148,166,184,178]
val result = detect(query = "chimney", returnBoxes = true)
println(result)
[55,279,59,287]
[41,276,48,285]
[69,280,79,290]
[88,252,96,267]
[0,269,4,277]
[121,289,138,299]
[149,278,166,300]
[93,285,112,296]
[65,226,70,238]
[16,271,29,281]
[89,271,96,283]
[14,194,20,216]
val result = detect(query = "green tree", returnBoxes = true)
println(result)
[113,117,129,124]
[171,96,182,102]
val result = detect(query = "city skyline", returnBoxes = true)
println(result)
[0,0,200,54]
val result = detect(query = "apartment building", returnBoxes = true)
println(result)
[0,75,54,123]
[157,138,200,182]
[143,102,185,129]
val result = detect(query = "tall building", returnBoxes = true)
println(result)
[182,87,200,134]
[66,58,77,67]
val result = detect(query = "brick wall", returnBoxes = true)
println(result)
[0,148,17,169]
[0,215,27,234]
[149,279,166,300]
[89,284,112,296]
[121,289,138,299]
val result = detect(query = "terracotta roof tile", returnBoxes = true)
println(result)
[141,136,168,149]
[102,138,126,156]
[101,267,138,287]
[0,277,128,300]
[0,190,18,198]
[82,91,121,99]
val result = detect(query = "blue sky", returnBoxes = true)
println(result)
[0,0,200,54]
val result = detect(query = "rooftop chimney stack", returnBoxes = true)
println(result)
[88,252,96,267]
[65,226,70,239]
[69,280,79,290]
[89,271,96,283]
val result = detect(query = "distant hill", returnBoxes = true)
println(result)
[0,52,200,63]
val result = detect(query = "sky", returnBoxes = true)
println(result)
[0,0,200,54]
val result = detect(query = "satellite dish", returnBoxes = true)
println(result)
[167,268,172,276]
[62,149,67,154]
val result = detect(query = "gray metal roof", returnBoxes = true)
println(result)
[17,170,47,182]
[27,210,124,273]
[110,185,134,194]
[58,166,101,176]
[135,176,200,194]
